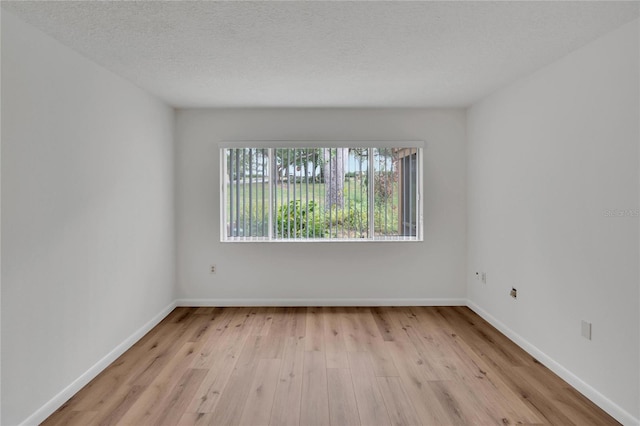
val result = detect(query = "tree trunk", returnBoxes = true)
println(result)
[271,152,280,184]
[323,148,348,208]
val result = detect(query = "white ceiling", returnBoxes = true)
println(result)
[2,1,638,108]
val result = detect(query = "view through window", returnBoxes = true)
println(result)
[221,143,423,242]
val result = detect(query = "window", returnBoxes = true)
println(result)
[220,142,423,242]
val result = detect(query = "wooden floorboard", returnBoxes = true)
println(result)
[42,307,620,426]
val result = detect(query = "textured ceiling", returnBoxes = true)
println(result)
[2,1,638,108]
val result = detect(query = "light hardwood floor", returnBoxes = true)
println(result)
[43,306,619,425]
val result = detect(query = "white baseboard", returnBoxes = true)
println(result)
[19,300,177,426]
[176,298,467,307]
[466,300,639,426]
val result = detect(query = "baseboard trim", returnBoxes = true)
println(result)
[19,300,177,426]
[176,298,467,307]
[466,300,639,426]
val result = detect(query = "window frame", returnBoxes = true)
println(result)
[220,141,424,242]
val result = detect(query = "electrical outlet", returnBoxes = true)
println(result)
[581,320,592,340]
[210,264,217,274]
[510,287,517,299]
[481,272,487,284]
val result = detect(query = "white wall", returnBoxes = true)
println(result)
[1,12,176,426]
[467,19,639,424]
[176,109,467,303]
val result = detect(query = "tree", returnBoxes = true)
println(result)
[323,148,349,208]
[271,148,319,184]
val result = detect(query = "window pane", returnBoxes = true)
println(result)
[274,147,327,239]
[400,149,418,237]
[372,147,398,237]
[319,147,369,239]
[225,148,269,239]
[371,147,420,239]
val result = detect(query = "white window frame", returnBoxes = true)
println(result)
[220,141,424,242]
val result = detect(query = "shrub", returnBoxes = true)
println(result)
[325,202,368,237]
[276,200,326,238]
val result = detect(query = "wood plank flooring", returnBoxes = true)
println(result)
[43,307,619,426]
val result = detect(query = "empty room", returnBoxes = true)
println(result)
[1,1,638,425]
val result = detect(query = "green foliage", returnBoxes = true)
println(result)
[276,200,326,238]
[326,204,366,227]
[373,171,397,203]
[325,202,368,238]
[374,204,399,234]
[227,179,402,239]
